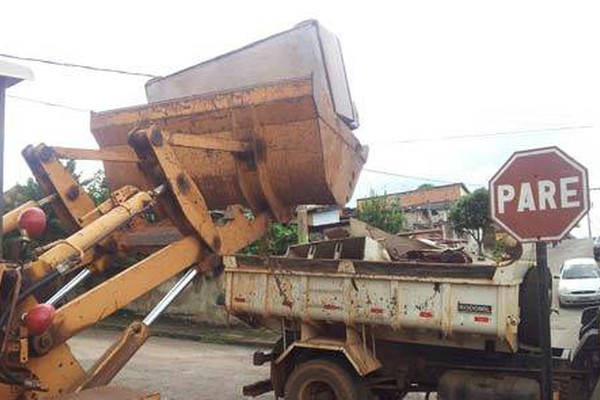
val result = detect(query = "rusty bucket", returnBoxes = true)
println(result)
[91,20,367,223]
[90,77,367,223]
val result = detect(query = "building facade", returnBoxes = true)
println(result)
[356,183,469,237]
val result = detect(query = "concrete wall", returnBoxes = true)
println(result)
[125,272,240,326]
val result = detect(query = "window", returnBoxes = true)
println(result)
[562,264,600,279]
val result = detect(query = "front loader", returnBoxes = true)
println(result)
[0,21,366,399]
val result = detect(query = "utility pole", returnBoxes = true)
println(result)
[588,208,593,239]
[589,187,599,239]
[0,60,33,259]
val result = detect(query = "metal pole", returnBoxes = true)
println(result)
[142,267,198,326]
[587,202,594,239]
[536,241,552,399]
[297,206,309,244]
[0,77,6,259]
[46,268,92,306]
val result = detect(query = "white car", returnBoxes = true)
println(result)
[557,258,600,307]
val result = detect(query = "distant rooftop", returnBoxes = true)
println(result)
[357,183,469,208]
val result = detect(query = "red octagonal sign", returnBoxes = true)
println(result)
[489,147,589,242]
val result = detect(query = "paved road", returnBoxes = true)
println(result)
[68,239,595,399]
[549,238,594,350]
[70,330,271,400]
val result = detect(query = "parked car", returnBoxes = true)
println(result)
[557,258,600,307]
[594,237,600,261]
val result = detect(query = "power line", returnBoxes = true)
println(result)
[363,168,485,187]
[365,168,599,193]
[7,95,90,113]
[368,125,593,145]
[0,53,159,78]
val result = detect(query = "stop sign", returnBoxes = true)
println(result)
[489,146,589,242]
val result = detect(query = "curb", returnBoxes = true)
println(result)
[97,320,278,348]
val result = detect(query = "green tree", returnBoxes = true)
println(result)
[448,188,491,257]
[243,222,298,255]
[417,183,435,190]
[357,191,404,234]
[81,169,110,205]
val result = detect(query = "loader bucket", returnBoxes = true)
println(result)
[90,20,367,223]
[145,20,360,130]
[90,78,367,223]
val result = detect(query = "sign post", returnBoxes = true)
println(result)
[489,146,589,400]
[535,240,551,399]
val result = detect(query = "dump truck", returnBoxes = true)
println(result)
[0,20,599,400]
[227,237,600,399]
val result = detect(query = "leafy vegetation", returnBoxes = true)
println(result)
[81,169,110,205]
[417,183,435,190]
[243,222,298,256]
[357,191,404,234]
[448,188,491,257]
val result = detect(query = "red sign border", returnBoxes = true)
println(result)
[489,146,590,242]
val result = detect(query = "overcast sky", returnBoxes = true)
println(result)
[1,1,599,237]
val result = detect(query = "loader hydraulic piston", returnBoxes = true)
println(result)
[27,185,165,282]
[2,194,55,235]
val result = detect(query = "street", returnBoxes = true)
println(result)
[549,238,594,350]
[69,330,271,400]
[68,239,595,399]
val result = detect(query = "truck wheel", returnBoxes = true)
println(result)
[284,359,367,400]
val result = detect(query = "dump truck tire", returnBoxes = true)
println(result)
[284,358,367,400]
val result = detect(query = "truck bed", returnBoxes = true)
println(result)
[225,240,535,354]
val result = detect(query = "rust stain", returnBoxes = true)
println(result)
[282,299,294,309]
[90,78,366,225]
